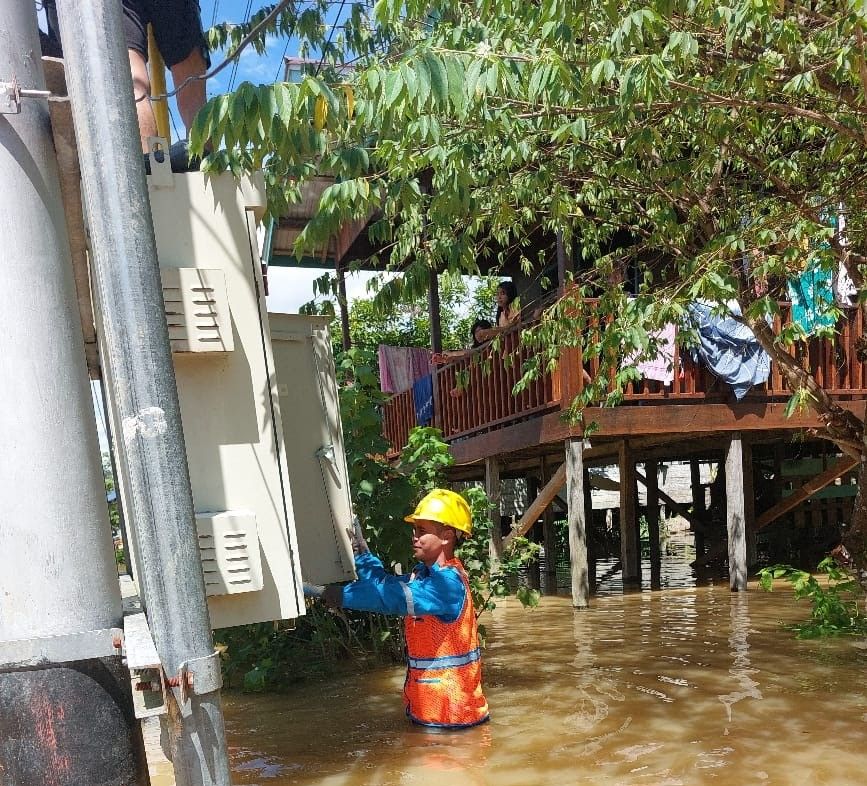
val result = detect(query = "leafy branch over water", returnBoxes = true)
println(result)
[758,557,867,639]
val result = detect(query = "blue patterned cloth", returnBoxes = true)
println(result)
[686,301,771,400]
[787,262,835,335]
[412,374,434,426]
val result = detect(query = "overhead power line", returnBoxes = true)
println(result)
[138,0,293,103]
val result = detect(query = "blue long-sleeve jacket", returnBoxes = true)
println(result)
[341,551,467,623]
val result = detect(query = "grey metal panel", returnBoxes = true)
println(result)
[269,314,356,585]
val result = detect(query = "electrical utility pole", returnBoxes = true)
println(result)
[0,2,148,784]
[52,2,233,785]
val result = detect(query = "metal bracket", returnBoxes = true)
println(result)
[1,77,21,114]
[146,136,174,188]
[1,76,53,114]
[177,651,223,704]
[315,443,336,466]
[0,627,124,669]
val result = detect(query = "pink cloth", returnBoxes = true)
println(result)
[635,324,676,385]
[378,345,432,393]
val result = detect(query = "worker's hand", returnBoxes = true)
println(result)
[347,525,369,556]
[322,584,344,609]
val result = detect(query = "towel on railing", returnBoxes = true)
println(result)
[686,301,770,400]
[633,323,676,385]
[412,374,434,426]
[378,345,433,393]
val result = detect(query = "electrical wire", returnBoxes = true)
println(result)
[274,36,292,82]
[138,0,293,103]
[210,0,221,28]
[228,0,254,93]
[313,0,348,77]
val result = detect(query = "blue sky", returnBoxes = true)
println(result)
[198,1,376,314]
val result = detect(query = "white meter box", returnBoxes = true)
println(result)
[98,163,325,630]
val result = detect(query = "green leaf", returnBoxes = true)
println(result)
[423,52,448,104]
[384,69,404,109]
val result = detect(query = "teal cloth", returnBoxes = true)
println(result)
[787,263,834,335]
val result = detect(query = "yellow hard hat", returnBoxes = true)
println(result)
[405,489,473,536]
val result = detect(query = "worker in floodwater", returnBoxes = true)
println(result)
[323,489,490,730]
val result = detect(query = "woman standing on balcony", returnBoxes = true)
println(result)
[477,281,521,342]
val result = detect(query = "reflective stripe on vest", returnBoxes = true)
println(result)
[407,647,481,671]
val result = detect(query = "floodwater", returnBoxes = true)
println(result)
[151,537,867,785]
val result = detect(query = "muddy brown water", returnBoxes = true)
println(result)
[152,538,867,785]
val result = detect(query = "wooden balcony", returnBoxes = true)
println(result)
[382,301,867,463]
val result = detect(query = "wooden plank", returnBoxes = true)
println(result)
[645,460,661,583]
[726,435,748,591]
[755,455,858,531]
[503,462,567,550]
[566,437,590,608]
[44,58,100,378]
[619,441,640,584]
[447,401,867,465]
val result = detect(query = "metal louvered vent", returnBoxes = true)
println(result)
[195,511,263,596]
[160,267,234,353]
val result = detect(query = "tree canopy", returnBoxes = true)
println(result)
[192,0,867,564]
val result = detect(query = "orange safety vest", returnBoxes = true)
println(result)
[403,557,490,728]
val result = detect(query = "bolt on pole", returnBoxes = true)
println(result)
[0,1,147,783]
[52,1,232,784]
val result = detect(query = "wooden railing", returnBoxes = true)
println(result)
[382,301,867,456]
[434,320,560,441]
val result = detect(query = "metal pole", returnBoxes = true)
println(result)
[53,2,231,784]
[0,2,147,782]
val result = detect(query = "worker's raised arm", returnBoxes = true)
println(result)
[339,562,466,621]
[353,550,389,582]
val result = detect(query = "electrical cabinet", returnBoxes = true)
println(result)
[268,314,356,585]
[99,159,357,630]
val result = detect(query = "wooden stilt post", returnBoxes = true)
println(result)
[526,475,541,591]
[584,466,596,590]
[619,441,640,585]
[566,438,590,607]
[646,460,661,588]
[428,267,443,354]
[540,456,558,595]
[486,457,502,566]
[743,440,756,569]
[690,459,706,557]
[726,434,748,591]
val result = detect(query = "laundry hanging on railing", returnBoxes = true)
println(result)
[685,301,770,400]
[787,262,836,335]
[633,323,676,385]
[412,375,434,426]
[833,211,858,308]
[378,345,432,394]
